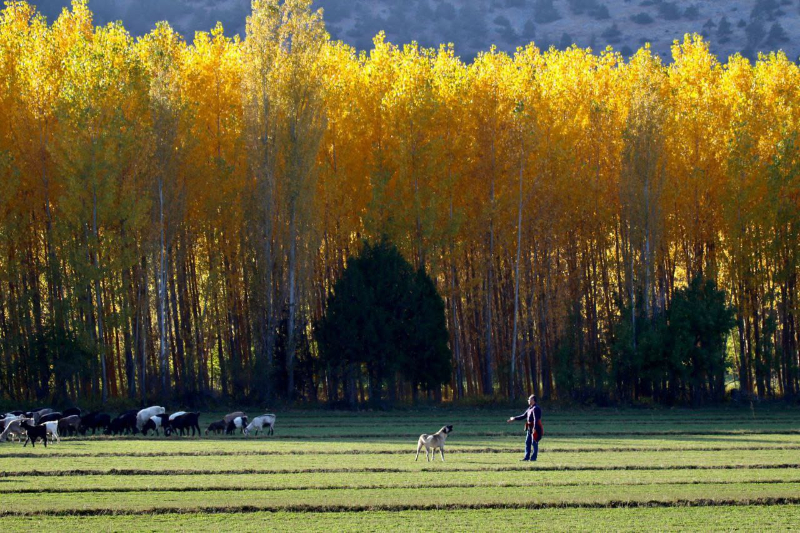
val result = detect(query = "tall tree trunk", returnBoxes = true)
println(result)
[286,203,298,400]
[157,179,169,396]
[122,265,136,399]
[91,188,108,404]
[510,133,525,401]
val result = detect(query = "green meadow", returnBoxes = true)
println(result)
[0,407,798,531]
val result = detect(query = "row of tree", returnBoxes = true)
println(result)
[0,0,798,406]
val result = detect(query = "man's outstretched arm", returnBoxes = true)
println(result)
[507,409,529,423]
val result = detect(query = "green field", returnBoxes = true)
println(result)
[1,407,798,531]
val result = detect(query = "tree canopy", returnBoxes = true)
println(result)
[0,1,798,406]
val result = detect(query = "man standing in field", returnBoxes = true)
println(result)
[507,394,542,462]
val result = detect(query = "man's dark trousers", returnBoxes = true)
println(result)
[525,430,538,461]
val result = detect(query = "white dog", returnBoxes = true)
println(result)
[415,425,453,462]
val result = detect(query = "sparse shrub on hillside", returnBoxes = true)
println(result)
[601,22,622,43]
[533,0,561,23]
[567,0,610,19]
[701,18,715,39]
[620,45,632,56]
[683,4,700,19]
[559,32,573,49]
[750,0,781,20]
[765,21,789,47]
[498,24,519,42]
[717,16,732,43]
[505,0,527,7]
[522,18,536,40]
[591,4,610,19]
[737,18,747,28]
[567,0,594,14]
[745,18,765,48]
[455,5,488,48]
[493,14,518,42]
[657,1,681,20]
[494,15,511,26]
[631,12,654,24]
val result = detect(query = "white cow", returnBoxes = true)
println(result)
[43,421,60,444]
[0,418,26,442]
[244,414,276,436]
[136,406,166,430]
[146,415,166,435]
[227,416,248,435]
[1,414,20,428]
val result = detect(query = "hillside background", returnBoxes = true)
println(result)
[29,0,800,61]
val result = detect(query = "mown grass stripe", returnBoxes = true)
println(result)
[42,429,800,441]
[0,497,798,517]
[1,478,796,495]
[3,463,799,477]
[272,420,800,428]
[255,426,800,440]
[2,445,799,459]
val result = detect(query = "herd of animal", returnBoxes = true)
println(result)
[0,406,276,447]
[1,406,451,463]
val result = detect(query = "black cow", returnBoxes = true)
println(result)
[20,420,48,448]
[38,412,63,424]
[80,412,110,435]
[205,420,227,435]
[169,412,201,437]
[105,410,138,436]
[62,407,82,418]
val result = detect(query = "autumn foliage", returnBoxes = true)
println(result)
[0,0,798,405]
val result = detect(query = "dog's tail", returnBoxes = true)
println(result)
[414,434,428,460]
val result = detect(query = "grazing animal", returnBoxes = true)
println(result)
[38,412,63,424]
[43,421,60,443]
[244,414,276,436]
[80,412,110,435]
[21,420,48,448]
[25,409,52,425]
[168,411,187,421]
[142,414,171,436]
[415,425,454,462]
[170,412,201,437]
[205,420,227,436]
[136,406,166,431]
[0,418,27,442]
[62,407,82,418]
[106,411,138,435]
[0,414,20,433]
[226,416,248,435]
[223,411,245,425]
[142,417,157,436]
[57,415,81,437]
